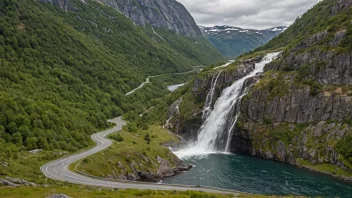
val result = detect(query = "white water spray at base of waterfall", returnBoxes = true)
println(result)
[174,52,280,159]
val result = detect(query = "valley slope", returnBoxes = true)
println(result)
[0,0,224,180]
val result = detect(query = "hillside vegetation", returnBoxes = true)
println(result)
[0,0,224,162]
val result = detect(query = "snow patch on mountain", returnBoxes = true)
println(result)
[200,25,287,36]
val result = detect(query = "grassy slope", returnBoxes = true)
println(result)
[0,185,306,198]
[256,0,346,52]
[75,126,179,177]
[0,186,233,198]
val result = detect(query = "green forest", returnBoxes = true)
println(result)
[0,0,224,160]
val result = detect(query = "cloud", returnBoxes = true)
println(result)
[177,0,320,29]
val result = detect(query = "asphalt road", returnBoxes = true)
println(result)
[40,117,236,194]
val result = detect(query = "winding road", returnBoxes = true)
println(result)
[40,117,236,194]
[125,66,203,96]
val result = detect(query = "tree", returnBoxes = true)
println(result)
[126,122,138,133]
[26,137,38,150]
[12,132,22,146]
[37,137,49,150]
[18,125,30,137]
[0,114,6,126]
[111,133,124,142]
[7,122,17,134]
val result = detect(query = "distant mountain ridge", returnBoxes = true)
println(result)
[200,25,286,58]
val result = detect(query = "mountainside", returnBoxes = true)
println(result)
[200,25,286,58]
[37,0,203,37]
[0,0,224,162]
[149,0,352,180]
[99,0,202,38]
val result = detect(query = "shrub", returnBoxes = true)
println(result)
[303,79,322,96]
[282,66,294,71]
[336,134,352,165]
[110,133,124,142]
[82,158,89,164]
[144,133,151,142]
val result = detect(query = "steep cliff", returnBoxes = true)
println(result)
[97,0,202,38]
[152,0,352,179]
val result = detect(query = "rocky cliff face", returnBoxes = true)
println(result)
[331,0,352,14]
[99,0,202,38]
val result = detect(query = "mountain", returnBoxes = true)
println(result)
[149,0,352,179]
[39,0,203,38]
[200,25,286,58]
[99,0,203,38]
[0,0,224,157]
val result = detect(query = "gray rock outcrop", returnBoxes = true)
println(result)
[0,177,36,187]
[241,86,352,123]
[46,194,71,198]
[331,0,352,14]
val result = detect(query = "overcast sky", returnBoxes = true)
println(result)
[177,0,321,29]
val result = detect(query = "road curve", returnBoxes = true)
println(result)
[125,66,203,96]
[40,117,236,194]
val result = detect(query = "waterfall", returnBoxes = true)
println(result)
[202,71,222,122]
[174,52,280,158]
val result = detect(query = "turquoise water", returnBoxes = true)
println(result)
[163,154,352,197]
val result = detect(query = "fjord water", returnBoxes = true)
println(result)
[163,154,352,197]
[174,53,280,158]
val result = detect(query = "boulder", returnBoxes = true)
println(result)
[0,179,19,187]
[4,177,36,187]
[46,194,71,198]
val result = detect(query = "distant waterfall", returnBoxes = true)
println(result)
[174,52,280,158]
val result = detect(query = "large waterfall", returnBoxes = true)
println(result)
[174,52,280,158]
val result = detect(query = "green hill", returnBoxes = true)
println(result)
[0,0,224,157]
